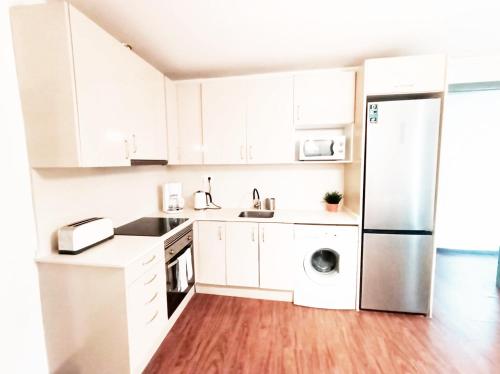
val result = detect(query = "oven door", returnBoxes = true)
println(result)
[165,243,194,318]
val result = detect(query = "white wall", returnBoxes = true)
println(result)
[435,89,500,251]
[0,1,48,372]
[448,55,500,84]
[164,164,344,211]
[31,166,169,256]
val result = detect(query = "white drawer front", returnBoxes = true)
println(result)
[125,243,164,286]
[127,261,167,371]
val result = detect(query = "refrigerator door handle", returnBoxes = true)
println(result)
[363,229,433,236]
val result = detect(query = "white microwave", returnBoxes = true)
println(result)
[299,134,346,161]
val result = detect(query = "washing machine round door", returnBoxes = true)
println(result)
[304,248,340,285]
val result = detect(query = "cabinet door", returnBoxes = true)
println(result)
[294,70,355,129]
[125,52,167,161]
[259,223,295,290]
[202,79,247,164]
[165,76,178,164]
[226,222,259,287]
[364,55,446,95]
[195,222,226,285]
[176,82,204,164]
[69,5,131,166]
[247,77,294,163]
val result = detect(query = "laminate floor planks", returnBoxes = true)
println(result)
[144,252,500,373]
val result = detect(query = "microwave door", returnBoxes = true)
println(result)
[303,139,334,158]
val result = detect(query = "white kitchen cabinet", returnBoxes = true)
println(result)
[195,221,227,285]
[173,82,204,164]
[37,242,168,374]
[124,52,167,161]
[247,77,294,163]
[165,76,178,164]
[202,79,247,164]
[364,55,447,95]
[294,70,356,129]
[259,223,295,290]
[11,2,167,167]
[225,222,259,287]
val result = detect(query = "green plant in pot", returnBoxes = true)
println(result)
[323,191,343,212]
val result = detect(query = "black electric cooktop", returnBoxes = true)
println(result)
[114,217,189,237]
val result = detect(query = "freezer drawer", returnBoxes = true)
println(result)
[361,232,434,314]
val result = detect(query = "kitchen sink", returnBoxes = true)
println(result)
[238,211,274,218]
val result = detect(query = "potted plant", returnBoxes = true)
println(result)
[323,191,343,212]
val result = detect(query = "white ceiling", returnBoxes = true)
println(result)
[66,0,500,79]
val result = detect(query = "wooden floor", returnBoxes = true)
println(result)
[144,252,500,373]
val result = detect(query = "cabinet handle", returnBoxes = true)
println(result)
[218,226,222,241]
[146,310,159,325]
[142,254,156,266]
[145,292,158,305]
[124,139,130,159]
[252,228,255,242]
[132,134,137,154]
[262,227,265,243]
[296,105,301,121]
[240,145,245,160]
[144,273,157,285]
[249,145,253,160]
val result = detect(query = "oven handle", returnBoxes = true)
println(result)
[167,259,179,269]
[166,243,192,264]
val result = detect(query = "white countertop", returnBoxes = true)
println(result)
[152,207,359,226]
[36,208,358,268]
[36,235,166,268]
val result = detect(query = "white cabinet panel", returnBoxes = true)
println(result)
[202,79,247,164]
[67,4,131,166]
[259,223,295,290]
[364,55,447,95]
[247,77,294,163]
[165,76,178,164]
[176,82,204,164]
[11,2,168,167]
[294,70,355,129]
[125,53,167,161]
[196,221,226,285]
[226,222,259,287]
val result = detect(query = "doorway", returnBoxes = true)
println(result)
[433,83,499,347]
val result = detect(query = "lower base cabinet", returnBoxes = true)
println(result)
[37,244,168,374]
[259,223,294,290]
[195,221,295,291]
[195,221,227,285]
[226,222,259,287]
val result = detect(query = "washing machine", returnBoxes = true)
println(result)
[294,225,358,309]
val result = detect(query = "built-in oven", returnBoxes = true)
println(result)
[164,224,194,318]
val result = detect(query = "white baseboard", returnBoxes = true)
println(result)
[195,283,293,302]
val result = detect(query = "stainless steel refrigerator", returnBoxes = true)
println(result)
[361,94,442,314]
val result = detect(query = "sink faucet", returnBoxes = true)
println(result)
[252,188,261,209]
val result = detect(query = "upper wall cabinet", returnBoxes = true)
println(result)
[169,82,204,165]
[200,76,295,165]
[202,79,247,164]
[165,77,179,164]
[364,55,447,95]
[293,70,356,129]
[247,77,294,164]
[11,2,167,167]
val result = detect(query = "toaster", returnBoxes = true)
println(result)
[58,217,114,255]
